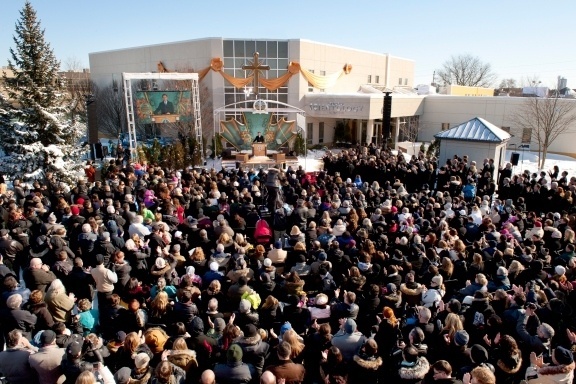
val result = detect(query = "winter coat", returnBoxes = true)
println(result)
[234,334,270,376]
[214,361,256,384]
[349,353,383,384]
[167,349,198,376]
[526,362,575,384]
[397,356,430,383]
[495,352,522,384]
[421,287,444,308]
[331,330,367,362]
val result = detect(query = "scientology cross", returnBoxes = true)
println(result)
[242,52,270,97]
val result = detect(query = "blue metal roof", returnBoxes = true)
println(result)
[434,117,511,143]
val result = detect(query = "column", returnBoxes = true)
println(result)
[366,119,374,144]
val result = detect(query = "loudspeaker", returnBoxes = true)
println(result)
[382,93,392,139]
[222,148,232,158]
[511,152,520,166]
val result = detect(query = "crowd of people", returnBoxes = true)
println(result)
[0,143,575,384]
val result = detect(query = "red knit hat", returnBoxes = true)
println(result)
[70,205,80,216]
[534,221,542,227]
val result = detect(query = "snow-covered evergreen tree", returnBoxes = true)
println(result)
[0,1,86,186]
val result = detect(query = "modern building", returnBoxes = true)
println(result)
[89,37,576,158]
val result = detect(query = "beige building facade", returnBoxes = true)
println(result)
[89,37,576,157]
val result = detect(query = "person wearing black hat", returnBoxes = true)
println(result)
[214,344,256,384]
[29,330,66,384]
[60,341,86,383]
[526,345,575,383]
[235,324,270,377]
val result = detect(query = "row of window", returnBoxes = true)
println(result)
[367,75,380,84]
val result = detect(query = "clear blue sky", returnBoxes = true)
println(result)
[1,0,575,88]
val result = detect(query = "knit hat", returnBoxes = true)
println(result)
[107,205,115,214]
[174,231,182,239]
[386,283,397,293]
[210,262,219,271]
[227,344,243,363]
[470,344,489,364]
[497,266,508,276]
[134,352,150,369]
[555,346,574,365]
[431,275,443,287]
[40,330,56,346]
[280,322,292,336]
[70,205,80,215]
[239,299,251,313]
[534,221,542,227]
[244,324,259,339]
[318,252,327,261]
[454,330,470,346]
[190,317,204,335]
[274,240,282,249]
[115,331,127,343]
[344,318,357,334]
[114,367,132,384]
[555,265,566,276]
[263,258,272,267]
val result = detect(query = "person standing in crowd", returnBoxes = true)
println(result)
[0,144,575,384]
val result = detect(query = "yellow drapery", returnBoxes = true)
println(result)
[197,58,352,90]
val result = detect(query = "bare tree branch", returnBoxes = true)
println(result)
[511,95,576,168]
[436,54,497,87]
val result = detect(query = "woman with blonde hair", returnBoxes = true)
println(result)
[149,291,172,326]
[507,260,525,285]
[443,313,463,342]
[282,328,305,363]
[166,337,199,377]
[439,257,454,280]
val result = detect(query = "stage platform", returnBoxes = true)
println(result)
[221,153,299,170]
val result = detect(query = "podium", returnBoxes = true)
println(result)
[252,143,267,157]
[151,114,179,123]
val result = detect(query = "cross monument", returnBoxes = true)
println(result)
[242,52,270,97]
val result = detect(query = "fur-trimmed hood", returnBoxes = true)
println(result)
[538,361,575,375]
[353,354,383,370]
[398,356,430,380]
[497,353,522,374]
[400,283,422,296]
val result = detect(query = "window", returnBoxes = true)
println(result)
[522,128,532,143]
[320,70,326,76]
[375,75,380,84]
[307,122,313,145]
[501,126,511,133]
[441,123,450,131]
[399,77,403,85]
[368,75,372,83]
[404,78,408,85]
[319,122,324,143]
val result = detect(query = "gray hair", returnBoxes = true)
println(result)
[6,293,22,310]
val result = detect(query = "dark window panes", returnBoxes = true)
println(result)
[234,40,245,57]
[235,69,245,78]
[223,40,234,57]
[279,93,288,104]
[278,41,288,57]
[268,59,278,70]
[225,94,235,106]
[225,87,234,93]
[256,41,267,57]
[235,58,245,68]
[267,41,277,57]
[278,59,288,70]
[245,41,256,56]
[278,69,287,77]
[224,58,234,69]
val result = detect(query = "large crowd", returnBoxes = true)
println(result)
[0,143,575,384]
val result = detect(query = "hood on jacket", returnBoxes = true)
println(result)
[398,356,430,380]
